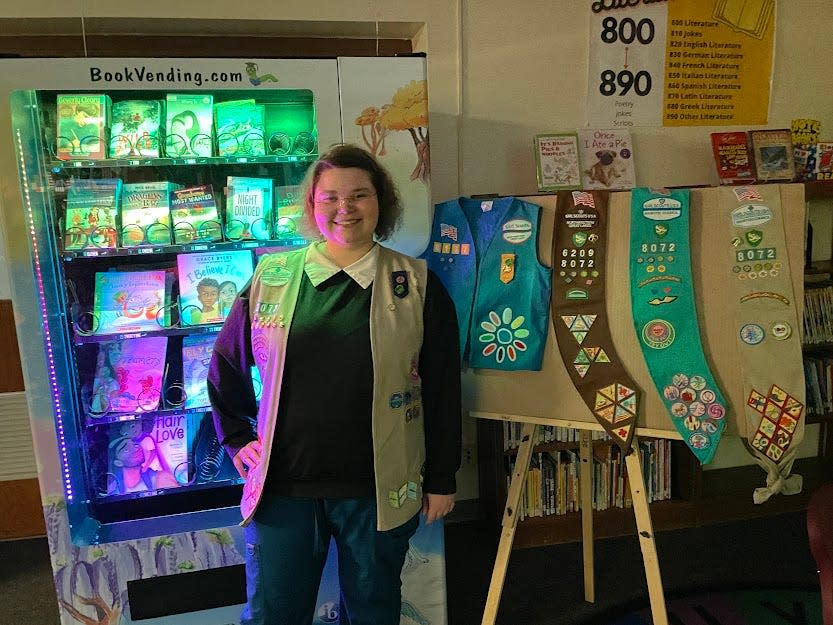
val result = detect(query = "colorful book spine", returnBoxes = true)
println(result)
[56,93,111,160]
[109,100,163,158]
[225,176,273,240]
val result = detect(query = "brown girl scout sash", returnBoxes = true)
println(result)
[629,187,729,464]
[721,185,805,503]
[551,191,640,452]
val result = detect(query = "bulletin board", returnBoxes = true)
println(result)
[461,184,805,440]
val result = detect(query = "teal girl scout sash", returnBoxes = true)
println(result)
[551,191,639,452]
[629,187,728,464]
[721,185,805,503]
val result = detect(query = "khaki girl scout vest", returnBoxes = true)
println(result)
[241,243,428,531]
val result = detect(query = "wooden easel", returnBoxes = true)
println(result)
[472,411,682,625]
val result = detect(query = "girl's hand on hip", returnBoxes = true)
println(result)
[233,439,263,478]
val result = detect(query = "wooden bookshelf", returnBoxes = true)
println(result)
[477,418,833,548]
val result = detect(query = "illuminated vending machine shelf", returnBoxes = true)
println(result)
[3,56,441,625]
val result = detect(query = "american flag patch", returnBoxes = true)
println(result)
[733,186,762,202]
[440,223,458,241]
[572,191,595,208]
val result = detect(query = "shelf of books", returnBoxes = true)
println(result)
[477,415,833,548]
[476,419,695,548]
[10,85,321,544]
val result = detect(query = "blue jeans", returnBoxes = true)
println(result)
[241,494,419,625]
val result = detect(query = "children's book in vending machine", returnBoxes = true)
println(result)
[91,412,188,496]
[120,181,181,246]
[275,184,306,244]
[225,176,273,240]
[181,334,216,409]
[109,99,163,158]
[214,99,266,157]
[176,250,254,326]
[165,93,214,157]
[89,336,168,415]
[170,184,223,244]
[64,178,122,250]
[92,269,168,334]
[56,93,111,160]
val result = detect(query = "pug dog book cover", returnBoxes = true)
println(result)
[578,128,636,190]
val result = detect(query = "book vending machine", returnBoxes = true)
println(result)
[1,56,443,625]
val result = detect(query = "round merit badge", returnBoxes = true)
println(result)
[642,319,675,349]
[771,321,792,340]
[739,323,765,345]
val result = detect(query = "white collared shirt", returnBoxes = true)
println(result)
[303,242,379,289]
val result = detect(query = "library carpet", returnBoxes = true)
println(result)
[596,586,821,625]
[444,509,823,625]
[0,509,823,625]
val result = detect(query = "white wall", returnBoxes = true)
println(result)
[1,0,830,495]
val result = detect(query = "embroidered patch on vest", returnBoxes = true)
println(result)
[391,271,409,298]
[500,254,515,283]
[259,265,292,287]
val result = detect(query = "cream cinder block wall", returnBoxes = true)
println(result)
[0,0,830,496]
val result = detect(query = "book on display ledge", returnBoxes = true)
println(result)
[749,129,796,182]
[577,128,636,190]
[710,131,755,184]
[533,133,582,192]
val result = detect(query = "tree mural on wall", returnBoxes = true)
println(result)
[355,80,430,184]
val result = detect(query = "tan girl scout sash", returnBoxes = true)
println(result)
[629,188,729,464]
[551,191,639,451]
[721,185,805,503]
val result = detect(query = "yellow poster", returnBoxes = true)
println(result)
[663,0,775,126]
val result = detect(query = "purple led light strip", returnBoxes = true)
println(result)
[15,128,73,501]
